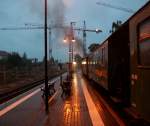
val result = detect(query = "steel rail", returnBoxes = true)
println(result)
[0,71,66,104]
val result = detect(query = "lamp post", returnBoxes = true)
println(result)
[44,0,49,113]
[63,37,74,80]
[63,22,76,80]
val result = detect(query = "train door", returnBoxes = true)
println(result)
[130,7,150,122]
[109,24,130,104]
[86,57,89,77]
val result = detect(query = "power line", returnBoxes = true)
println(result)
[0,27,43,30]
[0,23,102,57]
[96,2,135,13]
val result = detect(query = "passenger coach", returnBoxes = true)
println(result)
[82,1,150,123]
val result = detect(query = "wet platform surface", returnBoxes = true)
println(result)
[0,72,125,126]
[44,73,92,126]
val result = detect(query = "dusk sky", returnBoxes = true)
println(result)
[0,0,148,62]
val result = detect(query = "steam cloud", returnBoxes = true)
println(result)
[29,0,66,43]
[74,37,84,57]
[28,0,84,59]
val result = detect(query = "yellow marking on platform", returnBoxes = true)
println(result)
[48,90,59,103]
[0,89,40,117]
[0,75,64,117]
[81,81,104,126]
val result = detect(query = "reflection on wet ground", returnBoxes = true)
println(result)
[44,73,92,126]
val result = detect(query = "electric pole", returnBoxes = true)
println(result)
[49,28,52,60]
[44,0,49,113]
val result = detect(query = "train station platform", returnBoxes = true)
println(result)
[0,71,125,126]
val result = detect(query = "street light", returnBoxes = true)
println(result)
[63,39,67,43]
[71,36,76,42]
[73,61,77,65]
[63,22,76,79]
[72,39,76,42]
[63,37,75,79]
[63,37,76,43]
[95,28,101,33]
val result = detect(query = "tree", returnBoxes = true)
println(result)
[110,20,122,33]
[88,43,100,52]
[22,52,28,66]
[0,52,32,69]
[7,52,22,68]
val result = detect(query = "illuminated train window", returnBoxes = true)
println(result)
[138,17,150,66]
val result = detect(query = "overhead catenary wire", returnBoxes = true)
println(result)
[0,27,44,30]
[0,23,102,57]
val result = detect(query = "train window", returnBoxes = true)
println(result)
[138,17,150,66]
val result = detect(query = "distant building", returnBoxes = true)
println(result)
[0,50,10,60]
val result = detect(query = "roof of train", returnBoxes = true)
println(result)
[87,1,150,56]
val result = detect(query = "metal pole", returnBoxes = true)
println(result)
[69,39,71,80]
[69,22,74,79]
[49,28,52,60]
[70,23,73,63]
[44,0,49,113]
[83,21,86,56]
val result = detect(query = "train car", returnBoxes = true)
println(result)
[82,1,150,122]
[87,53,93,79]
[81,57,88,76]
[129,2,150,122]
[87,22,130,103]
[88,41,109,90]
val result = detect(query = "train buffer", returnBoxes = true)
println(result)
[0,72,128,126]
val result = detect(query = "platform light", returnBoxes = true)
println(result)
[72,39,76,42]
[63,39,67,43]
[71,36,76,42]
[95,28,101,33]
[73,61,77,65]
[63,36,68,43]
[63,38,68,43]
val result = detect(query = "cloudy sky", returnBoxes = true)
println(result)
[0,0,148,62]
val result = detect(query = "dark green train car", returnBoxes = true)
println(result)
[129,2,150,122]
[81,1,150,123]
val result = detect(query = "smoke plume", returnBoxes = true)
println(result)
[28,0,66,43]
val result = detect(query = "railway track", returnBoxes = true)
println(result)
[0,72,66,104]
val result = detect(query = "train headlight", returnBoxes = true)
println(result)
[82,61,86,65]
